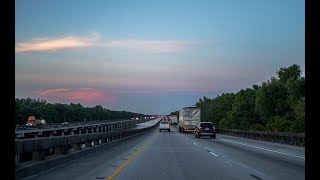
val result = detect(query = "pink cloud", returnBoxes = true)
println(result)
[15,32,203,53]
[15,33,100,53]
[33,88,118,104]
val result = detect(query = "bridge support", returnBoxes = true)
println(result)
[71,143,82,150]
[85,141,92,147]
[93,140,100,146]
[15,154,20,166]
[54,146,69,155]
[33,150,45,160]
[101,138,108,144]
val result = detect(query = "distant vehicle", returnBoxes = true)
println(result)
[162,116,172,124]
[159,121,170,132]
[169,115,178,125]
[26,122,34,126]
[26,116,47,126]
[61,122,69,126]
[195,122,216,139]
[178,107,201,133]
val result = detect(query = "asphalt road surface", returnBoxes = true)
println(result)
[21,125,304,180]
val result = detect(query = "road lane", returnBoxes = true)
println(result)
[181,127,305,180]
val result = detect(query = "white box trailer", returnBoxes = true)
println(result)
[178,107,201,133]
[169,115,178,125]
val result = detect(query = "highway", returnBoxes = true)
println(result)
[20,125,305,180]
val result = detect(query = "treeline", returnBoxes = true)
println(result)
[171,64,304,133]
[15,98,145,125]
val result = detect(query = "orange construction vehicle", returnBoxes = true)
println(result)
[26,116,47,126]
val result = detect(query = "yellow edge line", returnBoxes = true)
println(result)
[107,144,145,180]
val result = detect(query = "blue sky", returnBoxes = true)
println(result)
[15,0,305,115]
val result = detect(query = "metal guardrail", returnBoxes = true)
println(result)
[217,128,305,146]
[15,118,152,131]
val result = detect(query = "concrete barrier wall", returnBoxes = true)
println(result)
[217,128,305,146]
[15,121,160,179]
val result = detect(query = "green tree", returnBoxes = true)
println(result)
[277,64,301,83]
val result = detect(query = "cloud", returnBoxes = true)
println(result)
[105,40,202,53]
[15,33,100,53]
[15,33,203,53]
[111,87,215,94]
[33,88,118,104]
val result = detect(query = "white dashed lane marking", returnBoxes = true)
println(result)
[220,139,305,159]
[209,152,218,157]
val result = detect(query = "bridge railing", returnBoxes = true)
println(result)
[15,119,160,167]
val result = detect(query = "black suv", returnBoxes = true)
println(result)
[195,122,216,139]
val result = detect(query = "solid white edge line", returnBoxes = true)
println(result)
[220,139,305,159]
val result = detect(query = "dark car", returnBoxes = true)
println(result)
[195,122,216,139]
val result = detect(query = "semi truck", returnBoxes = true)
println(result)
[178,107,201,133]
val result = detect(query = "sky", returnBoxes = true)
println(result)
[15,0,305,115]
